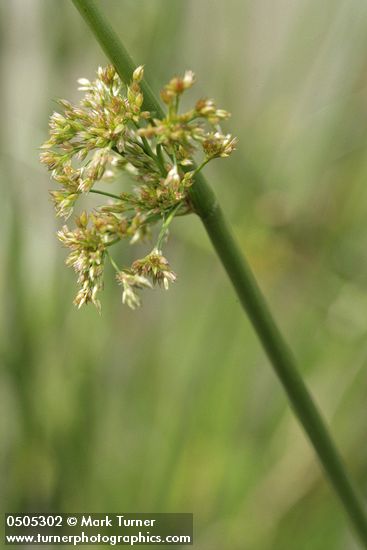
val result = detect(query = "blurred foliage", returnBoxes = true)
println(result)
[1,0,367,548]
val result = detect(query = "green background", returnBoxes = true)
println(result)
[1,1,367,548]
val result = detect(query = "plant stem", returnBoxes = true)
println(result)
[156,203,183,250]
[106,249,120,272]
[71,0,367,545]
[90,189,121,200]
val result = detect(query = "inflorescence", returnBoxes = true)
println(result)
[41,65,237,311]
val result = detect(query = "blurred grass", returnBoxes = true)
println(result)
[1,0,367,548]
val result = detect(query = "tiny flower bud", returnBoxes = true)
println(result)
[183,70,195,89]
[77,211,88,228]
[77,78,91,91]
[133,65,144,82]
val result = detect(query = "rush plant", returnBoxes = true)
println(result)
[41,0,367,546]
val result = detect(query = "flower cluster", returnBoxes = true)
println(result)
[57,214,107,312]
[41,65,237,310]
[132,249,177,290]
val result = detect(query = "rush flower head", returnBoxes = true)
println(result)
[203,132,238,159]
[160,70,196,105]
[41,65,237,311]
[132,249,177,290]
[57,219,106,312]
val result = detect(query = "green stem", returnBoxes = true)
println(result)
[105,237,120,248]
[156,203,183,250]
[192,157,211,177]
[106,249,120,272]
[71,0,367,545]
[132,121,166,176]
[156,144,166,171]
[140,136,166,177]
[90,189,121,201]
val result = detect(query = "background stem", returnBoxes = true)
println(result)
[71,0,367,545]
